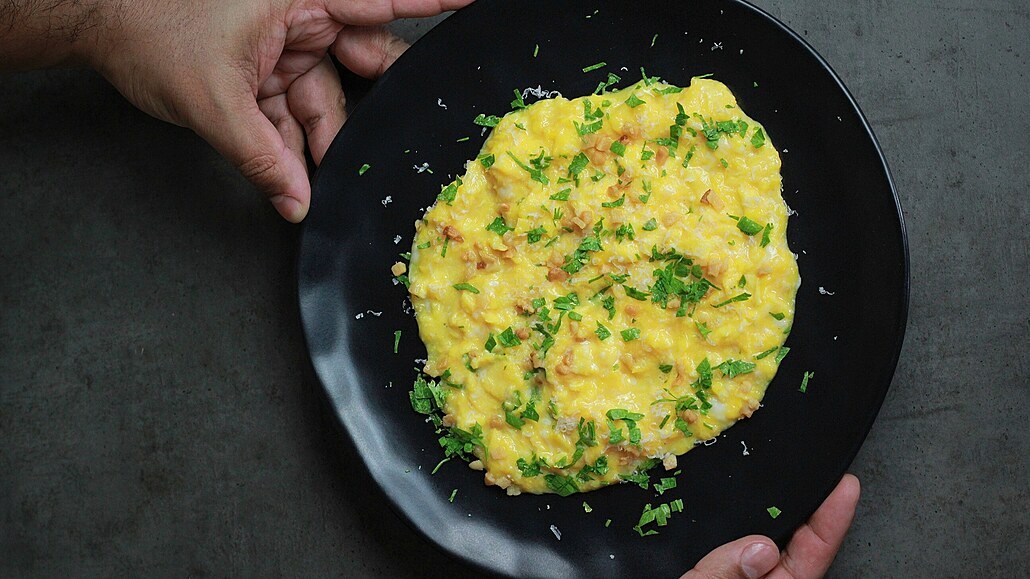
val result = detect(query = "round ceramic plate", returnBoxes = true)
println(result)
[298,0,909,576]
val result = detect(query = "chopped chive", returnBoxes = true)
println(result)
[582,61,607,73]
[455,136,470,143]
[449,489,458,503]
[800,371,814,393]
[358,163,371,175]
[453,283,480,294]
[393,330,401,354]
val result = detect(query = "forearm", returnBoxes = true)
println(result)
[0,0,118,70]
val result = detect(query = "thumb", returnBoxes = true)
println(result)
[195,94,311,223]
[682,536,781,579]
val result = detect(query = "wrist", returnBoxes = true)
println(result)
[0,0,121,70]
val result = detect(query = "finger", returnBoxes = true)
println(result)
[331,26,408,79]
[770,474,861,579]
[287,55,347,165]
[681,535,780,579]
[323,0,477,27]
[258,93,307,170]
[196,92,311,222]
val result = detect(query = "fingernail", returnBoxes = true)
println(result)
[740,542,779,579]
[270,195,304,223]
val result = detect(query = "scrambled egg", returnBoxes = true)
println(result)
[406,78,799,495]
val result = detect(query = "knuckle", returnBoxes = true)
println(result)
[237,153,280,190]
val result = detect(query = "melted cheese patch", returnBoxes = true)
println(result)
[408,79,799,495]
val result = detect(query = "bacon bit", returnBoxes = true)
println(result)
[443,225,464,242]
[548,267,569,282]
[530,350,544,370]
[442,413,457,427]
[654,146,669,166]
[498,203,510,214]
[390,261,407,276]
[461,250,476,263]
[618,134,631,145]
[554,349,575,375]
[741,399,761,418]
[515,327,530,340]
[476,261,486,270]
[663,455,678,471]
[606,185,622,198]
[622,125,642,140]
[704,259,727,278]
[700,188,725,211]
[488,415,504,428]
[625,304,639,317]
[585,147,607,166]
[679,409,699,424]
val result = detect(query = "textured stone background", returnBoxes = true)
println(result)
[1,0,1026,577]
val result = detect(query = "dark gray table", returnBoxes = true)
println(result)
[1,1,1026,576]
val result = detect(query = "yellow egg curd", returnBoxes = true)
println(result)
[406,78,799,495]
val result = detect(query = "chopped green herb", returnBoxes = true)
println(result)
[770,312,786,320]
[484,333,497,352]
[755,346,779,360]
[650,33,659,47]
[720,158,729,168]
[479,153,495,168]
[695,321,712,339]
[568,152,590,178]
[609,140,627,157]
[620,328,641,342]
[583,501,593,513]
[473,114,501,127]
[575,119,603,135]
[642,218,658,231]
[511,89,527,110]
[526,226,546,244]
[800,371,814,393]
[533,44,539,57]
[595,322,612,341]
[358,163,370,175]
[625,94,646,108]
[497,327,522,348]
[760,223,773,247]
[767,506,782,519]
[485,216,514,236]
[455,136,470,143]
[736,216,764,235]
[775,346,791,364]
[453,283,480,294]
[393,330,401,354]
[545,474,579,496]
[623,285,649,301]
[751,128,766,148]
[605,519,612,528]
[582,61,607,73]
[438,181,459,204]
[653,477,677,495]
[659,363,673,373]
[416,240,431,249]
[712,292,751,308]
[716,359,756,378]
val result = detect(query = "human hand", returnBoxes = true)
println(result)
[80,0,473,222]
[682,474,861,579]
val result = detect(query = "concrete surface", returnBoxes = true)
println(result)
[1,1,1026,577]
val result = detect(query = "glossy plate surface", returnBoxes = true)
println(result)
[298,1,908,576]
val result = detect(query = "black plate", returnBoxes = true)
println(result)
[298,0,908,576]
